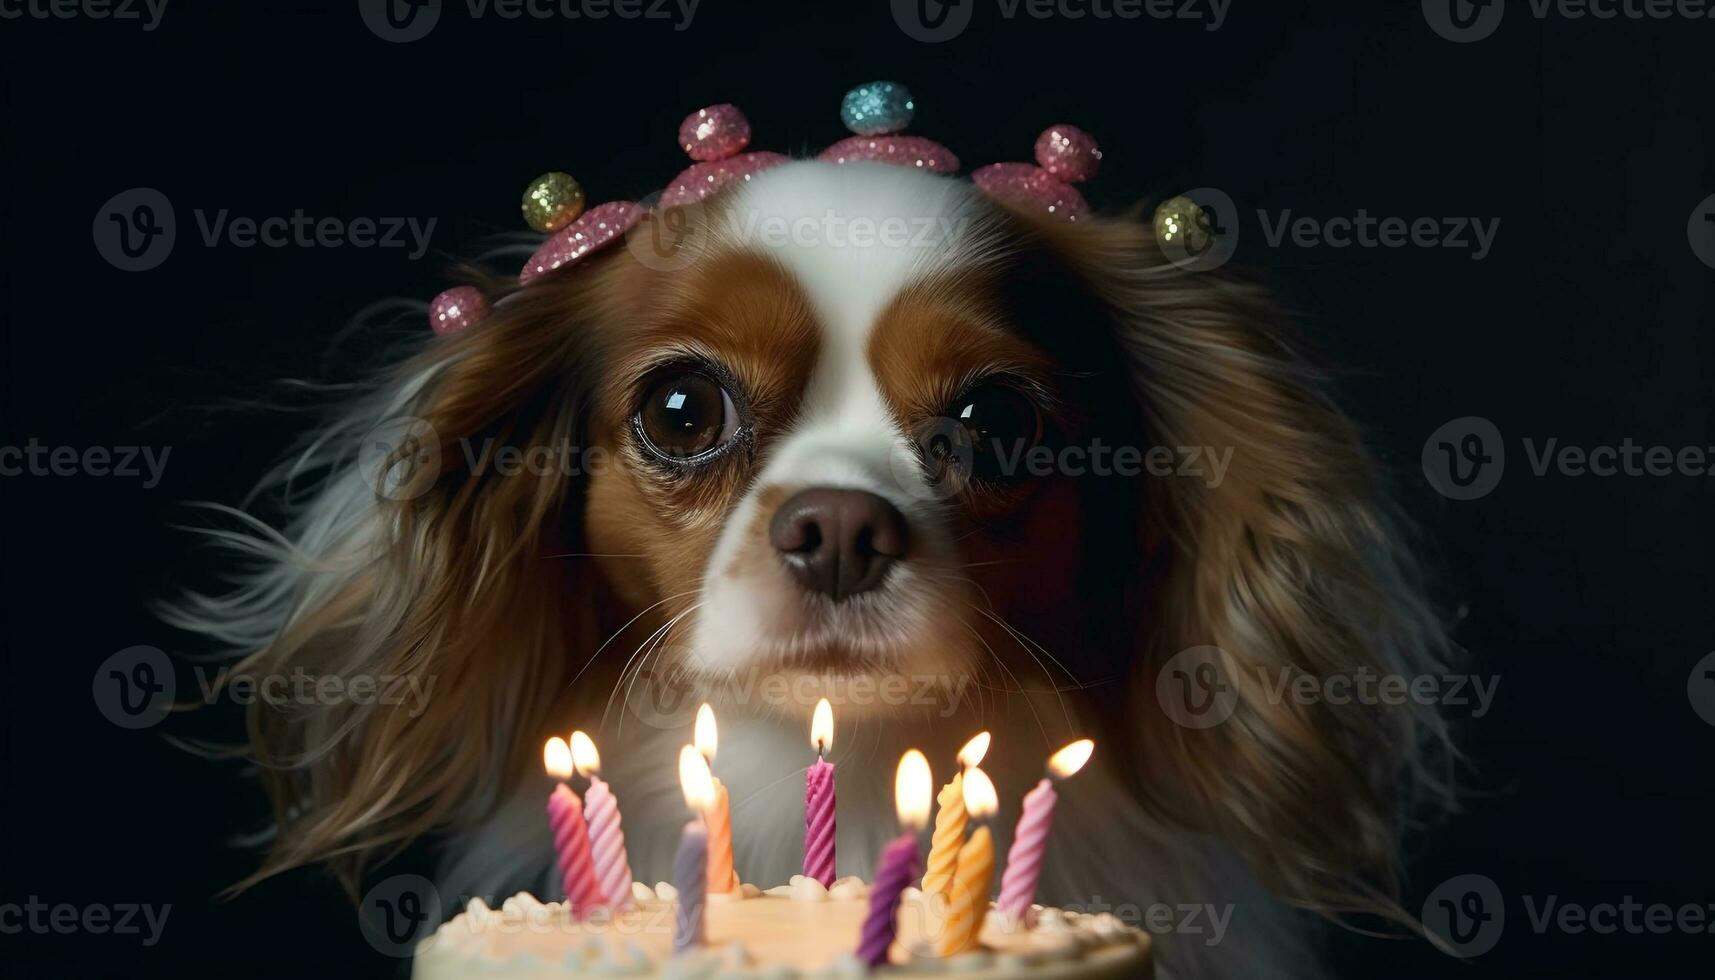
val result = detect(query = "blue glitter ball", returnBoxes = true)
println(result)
[839,81,915,137]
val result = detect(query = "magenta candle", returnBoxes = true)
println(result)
[804,757,836,886]
[803,699,836,886]
[548,784,606,918]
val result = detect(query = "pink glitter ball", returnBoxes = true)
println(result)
[1033,124,1101,183]
[428,286,489,335]
[971,163,1089,221]
[520,201,644,283]
[817,135,960,174]
[678,104,751,162]
[660,151,790,208]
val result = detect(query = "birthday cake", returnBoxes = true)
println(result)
[412,878,1152,979]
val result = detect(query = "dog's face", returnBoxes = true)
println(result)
[210,159,1448,926]
[579,164,1129,704]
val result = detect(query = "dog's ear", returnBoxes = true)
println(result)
[171,256,634,895]
[1040,213,1454,925]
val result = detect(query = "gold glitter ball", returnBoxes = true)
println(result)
[1153,195,1213,258]
[521,172,586,233]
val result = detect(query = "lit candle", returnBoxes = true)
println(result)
[922,732,988,897]
[674,745,715,953]
[570,731,633,910]
[935,765,997,956]
[694,704,739,894]
[803,698,836,887]
[543,737,604,919]
[997,739,1094,923]
[856,749,932,966]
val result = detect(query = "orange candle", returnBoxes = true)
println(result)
[696,704,739,893]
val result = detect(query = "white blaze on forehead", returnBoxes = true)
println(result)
[722,161,990,495]
[688,162,992,669]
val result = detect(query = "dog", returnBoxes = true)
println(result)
[172,159,1453,978]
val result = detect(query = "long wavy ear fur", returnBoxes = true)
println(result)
[165,262,627,896]
[1039,213,1455,928]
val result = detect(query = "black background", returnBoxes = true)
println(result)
[3,0,1713,977]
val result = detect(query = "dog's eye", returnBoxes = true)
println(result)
[637,373,739,462]
[946,384,1042,482]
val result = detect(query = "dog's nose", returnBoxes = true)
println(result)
[769,488,909,600]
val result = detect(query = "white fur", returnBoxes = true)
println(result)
[690,163,992,671]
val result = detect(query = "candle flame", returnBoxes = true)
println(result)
[810,698,834,754]
[896,749,932,830]
[543,737,573,780]
[569,730,601,777]
[957,731,991,769]
[694,703,718,762]
[1047,738,1095,780]
[679,744,715,812]
[961,765,998,820]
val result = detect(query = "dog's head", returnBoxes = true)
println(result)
[191,160,1448,923]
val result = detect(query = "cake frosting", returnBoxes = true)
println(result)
[413,877,1151,979]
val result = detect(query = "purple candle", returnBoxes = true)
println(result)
[803,698,836,887]
[674,746,714,953]
[856,749,932,967]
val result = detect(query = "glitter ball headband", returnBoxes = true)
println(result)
[429,81,1150,335]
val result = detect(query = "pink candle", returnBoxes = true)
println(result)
[544,738,604,919]
[571,732,633,909]
[996,739,1094,922]
[803,699,836,887]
